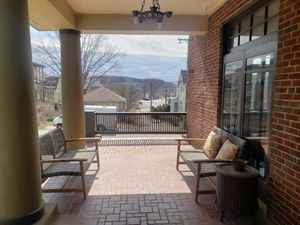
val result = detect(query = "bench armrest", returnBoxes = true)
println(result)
[175,138,206,142]
[176,138,206,152]
[245,136,268,141]
[41,158,88,163]
[65,137,101,151]
[65,137,101,142]
[192,159,232,164]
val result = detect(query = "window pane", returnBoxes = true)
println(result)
[241,16,251,33]
[243,71,271,137]
[267,16,278,34]
[225,60,243,74]
[246,54,274,70]
[234,36,239,47]
[240,32,250,45]
[222,61,243,135]
[228,23,239,37]
[252,24,265,40]
[268,0,279,18]
[228,37,239,49]
[253,6,266,26]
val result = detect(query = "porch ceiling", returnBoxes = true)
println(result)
[28,0,228,35]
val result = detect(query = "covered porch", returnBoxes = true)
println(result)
[0,0,299,225]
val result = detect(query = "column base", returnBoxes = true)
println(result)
[33,204,58,225]
[0,203,44,225]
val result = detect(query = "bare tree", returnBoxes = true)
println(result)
[32,32,122,93]
[104,83,143,111]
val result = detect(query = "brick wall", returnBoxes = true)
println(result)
[187,0,300,224]
[187,0,249,142]
[268,0,300,224]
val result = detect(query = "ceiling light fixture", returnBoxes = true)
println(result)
[132,0,173,29]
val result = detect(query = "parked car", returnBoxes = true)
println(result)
[53,115,63,128]
[52,105,117,128]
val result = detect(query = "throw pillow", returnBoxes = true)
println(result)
[216,139,239,160]
[203,131,221,159]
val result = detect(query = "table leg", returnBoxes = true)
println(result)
[252,214,256,225]
[220,210,224,222]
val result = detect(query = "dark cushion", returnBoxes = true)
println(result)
[180,151,217,177]
[42,162,90,178]
[59,149,96,163]
[41,149,96,178]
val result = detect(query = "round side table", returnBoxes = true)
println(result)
[216,164,259,222]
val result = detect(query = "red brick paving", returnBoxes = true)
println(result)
[43,143,255,225]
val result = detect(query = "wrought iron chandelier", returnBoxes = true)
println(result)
[132,0,173,25]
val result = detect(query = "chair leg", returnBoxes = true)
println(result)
[195,163,201,203]
[252,214,256,225]
[80,162,87,200]
[176,141,181,170]
[95,142,100,169]
[176,152,180,170]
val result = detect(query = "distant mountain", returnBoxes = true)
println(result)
[100,75,174,86]
[116,54,187,82]
[100,75,176,98]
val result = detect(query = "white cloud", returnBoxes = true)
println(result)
[106,35,188,58]
[30,27,188,58]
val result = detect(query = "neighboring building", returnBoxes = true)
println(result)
[170,70,188,112]
[84,85,126,111]
[33,62,45,102]
[43,76,59,102]
[33,62,59,103]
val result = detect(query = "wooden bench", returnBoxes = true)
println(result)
[39,128,101,199]
[176,127,246,203]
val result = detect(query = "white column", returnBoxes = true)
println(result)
[60,29,85,149]
[0,0,44,224]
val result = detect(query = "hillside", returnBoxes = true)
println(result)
[100,76,176,99]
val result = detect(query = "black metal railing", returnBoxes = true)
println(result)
[95,112,186,134]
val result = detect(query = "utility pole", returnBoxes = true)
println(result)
[165,86,168,104]
[150,81,153,110]
[178,37,189,44]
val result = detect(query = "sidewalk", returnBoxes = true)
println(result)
[38,125,55,136]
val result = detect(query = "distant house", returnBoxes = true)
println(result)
[43,76,59,102]
[84,85,126,111]
[170,70,188,112]
[33,62,59,103]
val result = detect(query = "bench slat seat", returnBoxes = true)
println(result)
[43,162,90,178]
[180,151,217,177]
[59,149,96,163]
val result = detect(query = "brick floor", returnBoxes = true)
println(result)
[43,142,256,225]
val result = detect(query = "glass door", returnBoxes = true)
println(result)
[222,60,243,135]
[243,53,274,137]
[221,34,277,138]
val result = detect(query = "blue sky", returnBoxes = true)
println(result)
[30,27,188,82]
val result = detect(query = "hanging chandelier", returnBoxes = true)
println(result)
[132,0,173,25]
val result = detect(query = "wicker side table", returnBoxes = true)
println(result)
[216,164,259,222]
